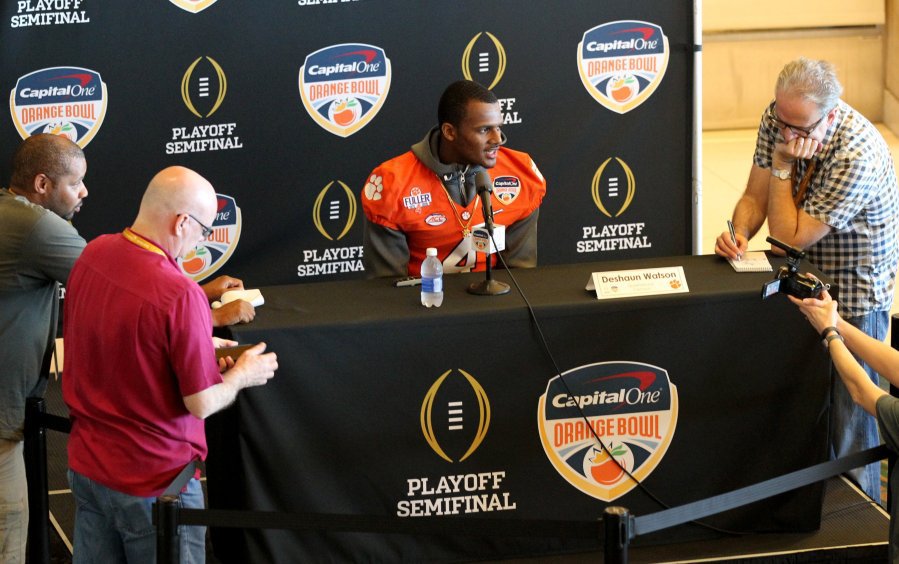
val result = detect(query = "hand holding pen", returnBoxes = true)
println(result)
[714,219,747,260]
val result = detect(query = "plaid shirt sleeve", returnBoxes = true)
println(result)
[752,102,777,170]
[802,102,899,318]
[805,140,883,230]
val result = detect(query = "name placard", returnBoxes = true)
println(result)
[589,266,689,300]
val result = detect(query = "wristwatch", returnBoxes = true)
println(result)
[771,168,791,180]
[824,332,844,349]
[820,326,842,348]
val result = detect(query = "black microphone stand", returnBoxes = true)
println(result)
[468,188,510,296]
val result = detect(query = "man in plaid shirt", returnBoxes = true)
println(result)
[716,57,899,502]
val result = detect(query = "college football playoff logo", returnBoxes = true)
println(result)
[181,56,227,118]
[421,369,490,463]
[313,180,357,241]
[462,32,506,90]
[592,157,635,218]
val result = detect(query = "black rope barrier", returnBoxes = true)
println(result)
[24,393,891,564]
[634,445,888,537]
[156,502,602,538]
[151,445,888,563]
[41,412,72,434]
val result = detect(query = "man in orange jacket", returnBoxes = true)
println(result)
[361,80,547,277]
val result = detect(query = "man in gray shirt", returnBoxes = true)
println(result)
[0,133,88,561]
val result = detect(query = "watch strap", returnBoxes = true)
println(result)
[771,167,791,180]
[824,333,844,348]
[820,326,839,339]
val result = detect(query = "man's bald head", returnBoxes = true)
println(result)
[137,166,216,225]
[130,166,217,258]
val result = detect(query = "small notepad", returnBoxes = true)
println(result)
[728,252,772,272]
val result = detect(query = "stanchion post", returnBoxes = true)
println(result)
[154,495,180,564]
[889,314,899,511]
[24,396,50,564]
[603,506,632,564]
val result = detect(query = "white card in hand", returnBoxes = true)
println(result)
[219,289,264,307]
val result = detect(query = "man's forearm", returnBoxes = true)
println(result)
[730,165,772,240]
[731,195,767,240]
[766,176,800,242]
[183,378,240,420]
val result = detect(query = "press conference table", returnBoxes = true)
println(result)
[206,254,832,563]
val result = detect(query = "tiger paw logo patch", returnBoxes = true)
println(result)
[538,361,677,501]
[364,174,383,201]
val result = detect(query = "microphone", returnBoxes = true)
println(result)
[467,171,510,296]
[475,170,494,234]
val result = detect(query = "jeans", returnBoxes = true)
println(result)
[831,310,888,502]
[68,469,206,564]
[0,439,26,564]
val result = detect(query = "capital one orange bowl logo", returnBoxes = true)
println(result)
[538,361,678,501]
[169,0,218,13]
[577,21,669,114]
[10,67,107,148]
[462,31,506,90]
[178,194,241,282]
[299,43,391,138]
[421,369,490,463]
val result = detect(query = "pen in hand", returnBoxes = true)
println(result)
[727,220,741,260]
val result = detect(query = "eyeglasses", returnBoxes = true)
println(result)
[185,213,214,238]
[765,104,828,138]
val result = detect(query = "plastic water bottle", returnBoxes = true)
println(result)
[420,247,443,307]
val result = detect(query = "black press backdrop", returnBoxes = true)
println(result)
[1,0,696,287]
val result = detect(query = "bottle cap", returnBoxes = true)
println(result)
[426,247,437,256]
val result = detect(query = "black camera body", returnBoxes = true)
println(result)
[760,236,829,300]
[761,266,828,299]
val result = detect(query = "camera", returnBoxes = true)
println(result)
[760,236,829,300]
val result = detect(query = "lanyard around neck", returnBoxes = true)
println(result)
[122,228,166,257]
